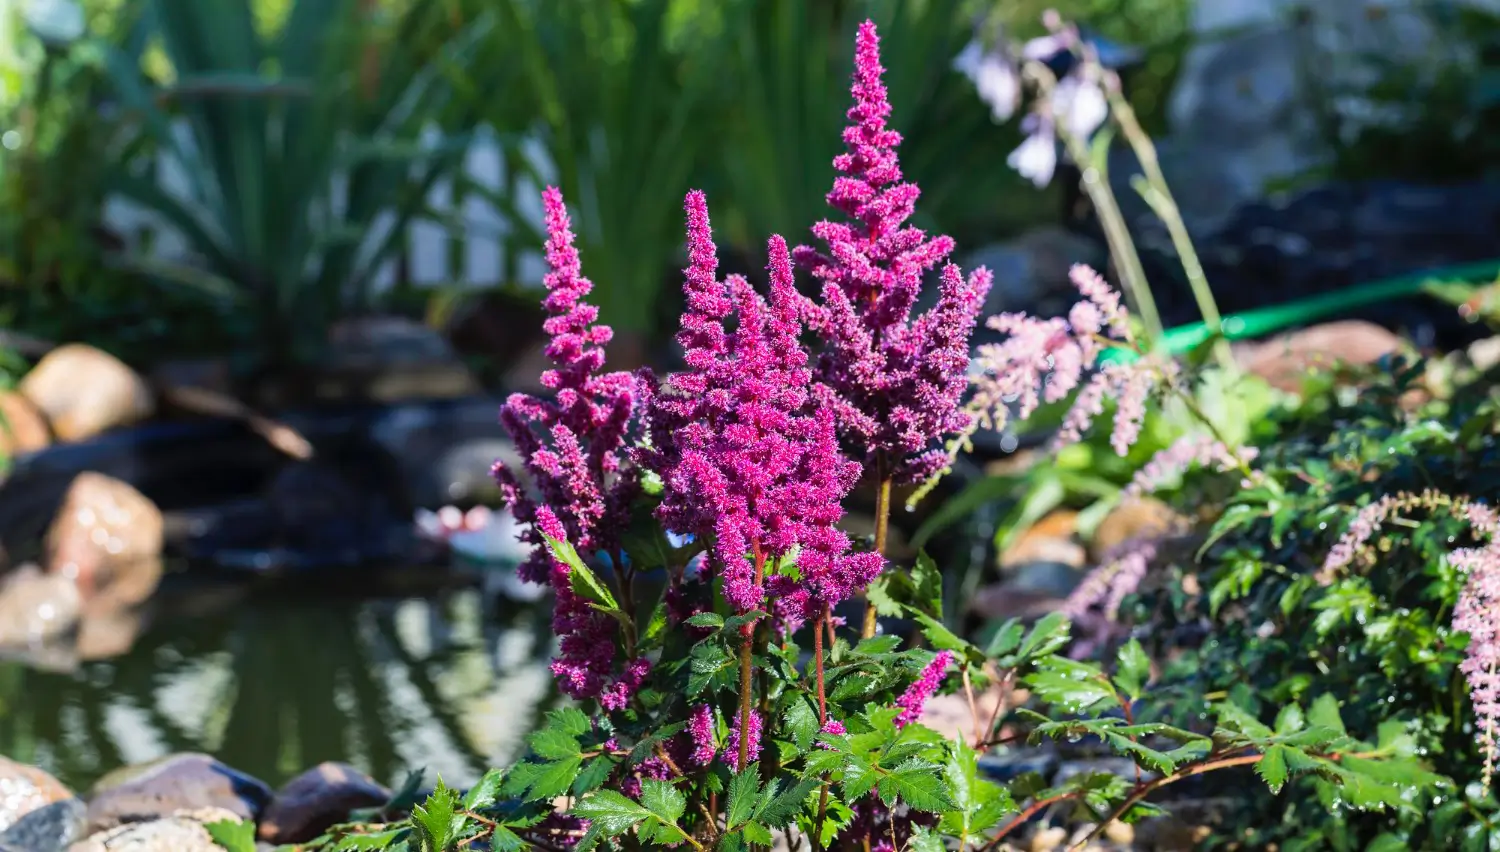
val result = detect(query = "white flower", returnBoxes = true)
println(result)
[1052,74,1109,142]
[952,39,1020,123]
[1007,114,1057,188]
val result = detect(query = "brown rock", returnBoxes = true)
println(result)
[0,756,73,833]
[256,762,390,844]
[1091,498,1190,561]
[84,754,271,836]
[44,474,163,603]
[19,344,153,443]
[0,391,50,458]
[70,807,243,852]
[0,564,82,647]
[1235,320,1403,393]
[1000,510,1084,570]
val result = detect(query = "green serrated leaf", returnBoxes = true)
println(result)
[525,757,584,803]
[876,758,954,812]
[571,789,652,849]
[685,612,724,629]
[725,763,762,829]
[1025,658,1117,711]
[783,698,820,753]
[1258,744,1291,793]
[530,727,584,761]
[756,777,819,828]
[910,551,944,618]
[1307,694,1348,738]
[462,768,505,810]
[1113,639,1151,701]
[742,820,774,846]
[1274,704,1306,736]
[332,829,413,851]
[204,819,257,852]
[411,778,461,852]
[639,779,686,825]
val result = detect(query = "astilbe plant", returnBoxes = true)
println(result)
[289,21,1432,852]
[795,21,992,637]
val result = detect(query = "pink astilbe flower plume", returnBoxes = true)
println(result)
[1125,435,1260,500]
[641,193,882,615]
[492,187,643,703]
[796,20,992,483]
[895,650,953,728]
[1454,544,1500,789]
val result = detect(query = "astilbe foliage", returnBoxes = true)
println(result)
[796,20,993,483]
[1323,490,1500,786]
[641,191,882,615]
[492,186,642,704]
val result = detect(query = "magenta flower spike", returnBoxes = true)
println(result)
[795,20,992,483]
[492,186,642,703]
[894,650,954,728]
[643,192,882,616]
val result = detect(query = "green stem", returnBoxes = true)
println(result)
[1030,62,1164,349]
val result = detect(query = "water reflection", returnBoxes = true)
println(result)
[0,582,559,792]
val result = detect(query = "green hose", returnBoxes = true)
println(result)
[1099,258,1500,364]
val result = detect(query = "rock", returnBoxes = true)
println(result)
[442,290,547,382]
[70,807,243,852]
[1,797,86,852]
[963,227,1106,322]
[147,359,233,398]
[0,565,82,647]
[1029,825,1068,852]
[1090,499,1188,561]
[44,473,163,603]
[0,391,51,458]
[1235,320,1404,393]
[19,344,153,443]
[1000,511,1083,570]
[84,754,271,836]
[256,762,390,844]
[0,757,74,834]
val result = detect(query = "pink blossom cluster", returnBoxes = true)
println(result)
[724,709,763,772]
[1063,537,1159,622]
[1453,544,1500,788]
[795,21,992,483]
[1124,434,1260,500]
[895,650,954,728]
[640,192,882,614]
[492,187,642,703]
[688,704,717,766]
[971,263,1164,457]
[1319,490,1497,585]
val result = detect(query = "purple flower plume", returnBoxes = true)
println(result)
[795,20,992,483]
[642,192,882,614]
[492,186,642,703]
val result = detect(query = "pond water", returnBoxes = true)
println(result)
[0,580,559,792]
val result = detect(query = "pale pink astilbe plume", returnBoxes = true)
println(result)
[1064,537,1160,623]
[795,20,992,483]
[724,709,763,771]
[970,263,1157,457]
[1124,434,1260,500]
[492,187,642,704]
[1453,544,1500,789]
[642,193,881,615]
[1320,490,1500,782]
[1319,490,1491,584]
[895,650,954,728]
